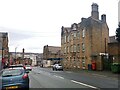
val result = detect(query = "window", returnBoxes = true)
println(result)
[74,57,76,61]
[64,47,66,53]
[61,38,64,44]
[77,31,80,39]
[77,44,80,52]
[82,57,86,68]
[82,43,85,52]
[68,46,69,53]
[73,32,76,38]
[64,35,66,43]
[82,28,85,38]
[72,24,77,30]
[71,33,73,40]
[73,45,76,52]
[2,69,23,77]
[71,45,73,52]
[67,35,70,42]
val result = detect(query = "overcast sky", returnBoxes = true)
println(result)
[0,0,119,53]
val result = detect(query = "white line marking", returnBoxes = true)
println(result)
[71,80,98,89]
[92,74,107,77]
[54,75,64,79]
[66,71,72,73]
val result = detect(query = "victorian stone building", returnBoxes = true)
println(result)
[0,32,9,70]
[108,36,120,63]
[61,3,109,70]
[43,45,63,67]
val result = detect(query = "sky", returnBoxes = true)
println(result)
[0,0,119,53]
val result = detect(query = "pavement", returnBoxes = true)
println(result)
[38,66,119,79]
[64,68,120,79]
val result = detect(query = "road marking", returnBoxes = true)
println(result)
[66,71,72,73]
[71,80,98,89]
[92,74,107,77]
[53,75,64,79]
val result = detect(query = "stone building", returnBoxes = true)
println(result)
[61,3,109,70]
[0,32,9,70]
[108,36,120,63]
[43,45,63,67]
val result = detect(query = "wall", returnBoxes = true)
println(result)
[108,43,120,63]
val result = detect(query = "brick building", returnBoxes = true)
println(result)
[61,3,109,70]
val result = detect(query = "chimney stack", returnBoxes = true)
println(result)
[101,14,106,23]
[91,3,99,20]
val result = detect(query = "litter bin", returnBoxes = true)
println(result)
[88,64,92,70]
[111,63,120,73]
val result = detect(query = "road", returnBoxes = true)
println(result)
[29,67,119,89]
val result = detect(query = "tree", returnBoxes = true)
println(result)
[116,23,120,42]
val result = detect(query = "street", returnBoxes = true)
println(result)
[29,67,119,89]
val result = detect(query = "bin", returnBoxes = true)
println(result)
[88,64,92,70]
[111,63,120,73]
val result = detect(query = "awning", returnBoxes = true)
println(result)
[47,58,63,60]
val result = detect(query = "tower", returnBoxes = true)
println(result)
[91,3,99,20]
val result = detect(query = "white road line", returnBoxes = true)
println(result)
[92,74,107,77]
[66,71,72,73]
[53,75,64,79]
[71,80,98,89]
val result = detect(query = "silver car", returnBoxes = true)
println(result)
[52,64,63,71]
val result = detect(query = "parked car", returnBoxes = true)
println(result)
[25,65,32,71]
[0,68,29,90]
[52,64,63,71]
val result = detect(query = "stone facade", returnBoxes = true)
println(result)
[108,36,120,63]
[0,32,9,69]
[61,3,109,70]
[43,45,63,66]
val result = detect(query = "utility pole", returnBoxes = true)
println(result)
[22,48,24,60]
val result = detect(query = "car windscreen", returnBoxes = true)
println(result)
[2,69,23,77]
